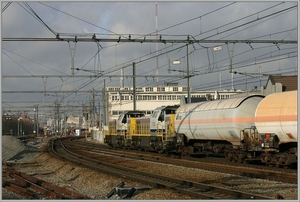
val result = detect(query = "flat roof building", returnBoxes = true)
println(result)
[102,83,246,125]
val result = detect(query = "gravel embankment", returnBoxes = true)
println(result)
[1,135,298,200]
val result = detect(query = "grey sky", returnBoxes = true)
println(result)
[1,1,298,118]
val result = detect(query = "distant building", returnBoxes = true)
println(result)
[66,116,81,127]
[102,83,246,124]
[261,75,297,96]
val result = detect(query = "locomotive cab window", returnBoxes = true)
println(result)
[158,112,164,121]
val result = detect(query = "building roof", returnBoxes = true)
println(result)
[268,75,298,91]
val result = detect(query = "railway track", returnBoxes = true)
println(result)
[64,137,297,184]
[2,167,89,199]
[51,137,273,200]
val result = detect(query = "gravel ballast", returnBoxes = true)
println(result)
[1,135,298,200]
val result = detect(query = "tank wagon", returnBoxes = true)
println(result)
[255,90,297,167]
[104,91,297,167]
[174,95,265,160]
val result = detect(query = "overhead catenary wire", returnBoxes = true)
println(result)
[2,2,12,13]
[18,2,57,36]
[75,4,297,85]
[2,1,298,113]
[21,1,296,88]
[38,2,122,38]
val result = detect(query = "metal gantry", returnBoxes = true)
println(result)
[2,37,297,44]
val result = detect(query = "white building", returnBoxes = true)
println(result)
[102,83,246,124]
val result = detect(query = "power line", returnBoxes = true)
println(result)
[2,2,12,13]
[39,2,122,37]
[17,2,57,36]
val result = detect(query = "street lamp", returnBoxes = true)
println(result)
[18,117,22,136]
[18,118,20,136]
[213,46,223,91]
[33,105,39,136]
[172,60,181,65]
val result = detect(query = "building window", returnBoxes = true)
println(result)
[112,95,119,101]
[182,87,187,92]
[146,111,152,115]
[173,87,178,92]
[157,87,165,92]
[146,87,153,92]
[158,95,162,100]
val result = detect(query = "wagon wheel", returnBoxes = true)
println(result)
[242,159,249,164]
[274,163,280,168]
[158,149,164,154]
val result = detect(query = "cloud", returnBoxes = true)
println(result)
[1,1,298,117]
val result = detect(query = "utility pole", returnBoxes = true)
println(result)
[186,44,191,104]
[103,79,108,126]
[68,41,77,76]
[18,118,20,137]
[54,100,60,137]
[133,62,136,111]
[99,101,101,129]
[35,105,39,136]
[227,43,235,90]
[93,89,95,128]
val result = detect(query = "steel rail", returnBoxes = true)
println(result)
[3,167,89,199]
[65,139,298,184]
[52,138,273,200]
